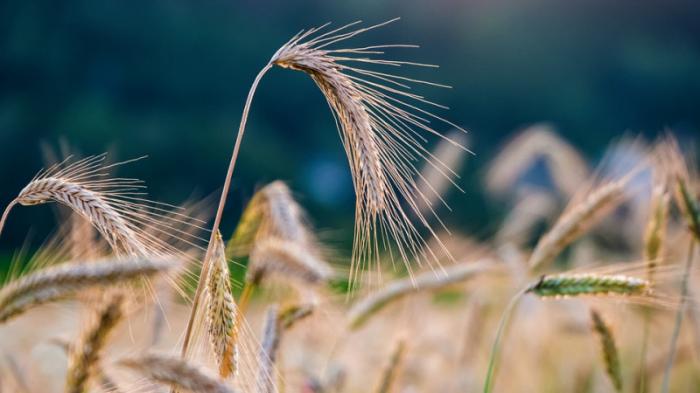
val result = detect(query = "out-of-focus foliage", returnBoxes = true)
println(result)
[1,0,699,252]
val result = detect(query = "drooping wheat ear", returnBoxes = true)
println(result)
[591,310,623,392]
[2,154,204,258]
[66,292,124,393]
[205,231,239,378]
[373,339,406,393]
[527,273,650,298]
[528,175,632,270]
[0,257,173,323]
[119,353,235,393]
[348,259,493,329]
[644,186,670,281]
[256,306,281,393]
[270,19,467,286]
[248,237,334,287]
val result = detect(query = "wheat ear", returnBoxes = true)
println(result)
[526,273,650,298]
[248,237,334,287]
[0,257,172,323]
[270,19,466,286]
[348,259,493,329]
[528,176,632,270]
[205,231,239,378]
[591,310,623,392]
[66,292,124,393]
[119,353,235,393]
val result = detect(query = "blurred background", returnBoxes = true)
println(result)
[0,0,699,259]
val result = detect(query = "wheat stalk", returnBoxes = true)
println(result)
[528,176,632,270]
[119,353,235,393]
[526,273,650,298]
[205,231,239,378]
[66,292,124,393]
[0,257,172,323]
[591,310,622,392]
[348,259,493,329]
[181,17,463,360]
[373,339,406,393]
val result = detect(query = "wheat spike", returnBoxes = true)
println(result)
[348,259,493,329]
[1,154,205,258]
[119,353,235,393]
[0,257,173,323]
[527,273,650,298]
[528,176,632,270]
[66,292,124,393]
[205,231,239,378]
[591,310,623,392]
[270,19,466,285]
[248,237,334,287]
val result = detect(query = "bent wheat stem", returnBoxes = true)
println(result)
[0,199,17,240]
[180,64,272,359]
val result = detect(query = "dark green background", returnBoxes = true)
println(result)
[1,0,698,258]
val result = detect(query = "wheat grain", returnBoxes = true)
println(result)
[66,292,124,393]
[645,186,670,281]
[119,353,235,393]
[0,257,173,323]
[591,310,622,392]
[205,231,239,378]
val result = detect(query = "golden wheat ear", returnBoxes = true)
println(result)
[1,154,207,258]
[269,19,469,287]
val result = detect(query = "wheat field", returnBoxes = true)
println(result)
[0,18,699,393]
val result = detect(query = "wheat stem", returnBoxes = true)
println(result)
[180,63,272,359]
[0,199,17,240]
[483,288,527,393]
[660,239,696,393]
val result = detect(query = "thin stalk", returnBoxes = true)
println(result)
[179,63,273,360]
[0,199,17,239]
[637,311,650,393]
[660,239,696,393]
[483,288,527,393]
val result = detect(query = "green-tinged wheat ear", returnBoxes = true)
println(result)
[591,310,623,392]
[373,339,406,393]
[205,231,238,379]
[0,257,173,323]
[119,353,235,393]
[348,259,493,329]
[527,273,651,298]
[66,292,124,393]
